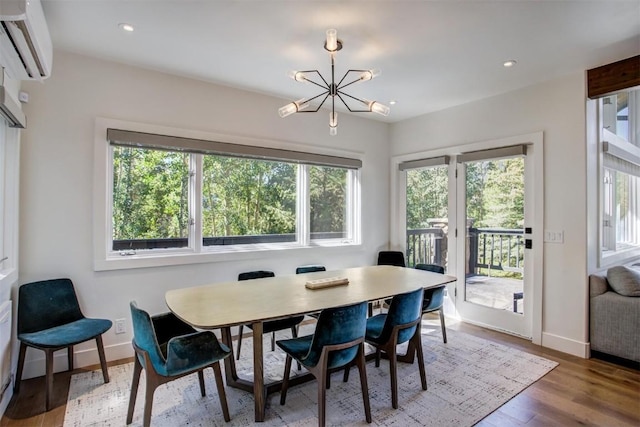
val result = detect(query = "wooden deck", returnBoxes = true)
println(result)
[465,274,524,313]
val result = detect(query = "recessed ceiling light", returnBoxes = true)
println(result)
[389,100,397,105]
[118,23,134,32]
[503,60,517,68]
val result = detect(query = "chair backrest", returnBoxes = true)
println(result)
[17,278,84,335]
[415,263,445,274]
[381,287,424,345]
[377,251,406,267]
[238,270,275,281]
[296,265,326,274]
[129,301,166,372]
[305,301,367,369]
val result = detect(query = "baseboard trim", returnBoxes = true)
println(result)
[541,332,589,358]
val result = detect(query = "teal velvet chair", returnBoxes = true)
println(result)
[363,287,427,409]
[295,265,326,274]
[277,301,371,427]
[415,263,448,343]
[15,278,112,411]
[127,302,231,427]
[235,271,305,363]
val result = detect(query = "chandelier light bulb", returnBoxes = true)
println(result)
[325,29,338,51]
[288,70,307,82]
[369,101,390,116]
[278,98,309,118]
[360,69,381,81]
[329,112,338,135]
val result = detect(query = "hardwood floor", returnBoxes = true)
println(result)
[1,321,638,426]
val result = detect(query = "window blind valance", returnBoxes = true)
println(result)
[398,155,450,171]
[457,144,527,163]
[107,128,362,169]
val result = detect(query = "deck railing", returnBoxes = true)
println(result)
[405,226,524,274]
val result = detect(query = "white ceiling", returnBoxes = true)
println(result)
[40,0,640,123]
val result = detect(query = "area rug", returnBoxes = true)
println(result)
[63,322,557,426]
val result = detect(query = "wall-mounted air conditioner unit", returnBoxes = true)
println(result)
[0,0,52,81]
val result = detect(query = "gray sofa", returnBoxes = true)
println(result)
[589,265,640,364]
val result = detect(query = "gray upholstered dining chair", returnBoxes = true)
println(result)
[277,301,371,427]
[127,301,231,427]
[415,263,448,343]
[15,278,112,411]
[235,270,305,361]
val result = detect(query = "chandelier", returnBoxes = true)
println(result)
[278,29,390,136]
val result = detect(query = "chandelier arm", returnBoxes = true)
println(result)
[336,92,371,113]
[337,90,368,105]
[337,77,366,91]
[303,77,330,91]
[297,92,331,112]
[336,69,369,88]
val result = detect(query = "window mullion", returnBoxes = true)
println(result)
[192,154,203,253]
[298,164,309,246]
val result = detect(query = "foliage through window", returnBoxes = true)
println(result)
[202,157,297,245]
[309,166,348,240]
[107,130,360,257]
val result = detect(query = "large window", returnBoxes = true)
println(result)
[599,89,640,264]
[95,122,361,269]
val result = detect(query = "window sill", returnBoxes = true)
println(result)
[95,241,361,271]
[599,247,640,269]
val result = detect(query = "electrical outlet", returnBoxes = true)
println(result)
[115,318,126,334]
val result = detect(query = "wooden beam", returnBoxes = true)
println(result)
[587,55,640,99]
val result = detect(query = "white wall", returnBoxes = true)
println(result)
[390,72,589,357]
[17,50,390,378]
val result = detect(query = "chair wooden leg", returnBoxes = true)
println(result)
[375,349,381,367]
[317,363,328,427]
[388,345,399,409]
[343,363,350,383]
[280,355,293,405]
[68,345,74,371]
[126,357,143,425]
[197,370,206,397]
[45,349,54,411]
[271,331,276,352]
[143,379,157,427]
[413,330,428,391]
[212,362,231,422]
[291,326,301,371]
[356,344,372,423]
[96,335,110,383]
[439,309,447,343]
[13,343,26,393]
[236,325,244,360]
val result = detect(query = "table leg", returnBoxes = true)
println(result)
[252,321,266,422]
[221,327,239,383]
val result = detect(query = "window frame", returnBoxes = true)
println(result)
[0,117,19,287]
[93,118,362,271]
[597,94,640,268]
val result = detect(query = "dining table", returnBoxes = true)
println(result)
[165,265,456,422]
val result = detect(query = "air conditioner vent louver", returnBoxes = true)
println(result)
[0,0,52,81]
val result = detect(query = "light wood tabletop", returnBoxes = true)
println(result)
[166,265,455,329]
[165,265,456,422]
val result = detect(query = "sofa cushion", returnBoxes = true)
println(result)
[607,266,640,297]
